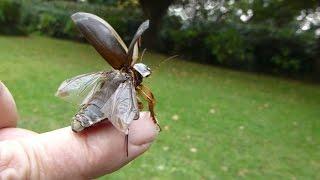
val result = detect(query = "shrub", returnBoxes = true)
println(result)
[0,0,317,77]
[21,1,143,43]
[159,15,316,75]
[0,0,27,35]
[204,27,254,69]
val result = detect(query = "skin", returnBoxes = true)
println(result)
[0,81,158,179]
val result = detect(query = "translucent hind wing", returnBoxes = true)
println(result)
[101,80,139,134]
[56,72,104,105]
[132,42,139,64]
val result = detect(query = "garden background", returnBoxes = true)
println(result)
[0,0,319,179]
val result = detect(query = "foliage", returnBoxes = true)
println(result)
[205,27,254,68]
[26,2,142,42]
[139,0,174,48]
[0,0,319,77]
[86,0,117,5]
[159,2,318,76]
[0,0,27,35]
[15,0,143,43]
[160,17,316,74]
[1,36,319,179]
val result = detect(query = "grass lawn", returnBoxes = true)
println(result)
[0,35,319,179]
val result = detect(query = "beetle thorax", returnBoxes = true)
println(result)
[131,63,151,87]
[133,63,151,78]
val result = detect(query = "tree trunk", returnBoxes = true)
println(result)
[139,0,174,49]
[313,36,320,81]
[314,1,320,80]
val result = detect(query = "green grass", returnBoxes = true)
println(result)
[0,35,319,179]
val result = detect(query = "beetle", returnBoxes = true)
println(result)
[55,12,159,156]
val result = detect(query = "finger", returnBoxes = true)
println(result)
[1,112,158,179]
[0,82,18,128]
[0,128,38,141]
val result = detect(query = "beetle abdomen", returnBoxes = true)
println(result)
[71,70,128,132]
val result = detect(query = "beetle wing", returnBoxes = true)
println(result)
[101,80,139,134]
[127,20,149,65]
[56,72,104,105]
[71,12,128,69]
[132,42,139,63]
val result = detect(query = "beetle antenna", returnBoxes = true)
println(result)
[152,55,178,73]
[139,48,147,62]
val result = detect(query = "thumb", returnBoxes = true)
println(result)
[0,112,158,179]
[0,81,18,128]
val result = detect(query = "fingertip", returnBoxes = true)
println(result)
[0,81,19,128]
[128,112,159,146]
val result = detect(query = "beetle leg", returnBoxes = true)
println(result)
[136,84,161,131]
[137,96,144,111]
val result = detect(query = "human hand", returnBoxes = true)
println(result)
[0,81,158,179]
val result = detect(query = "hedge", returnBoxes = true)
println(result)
[1,0,144,43]
[159,16,317,75]
[0,0,318,77]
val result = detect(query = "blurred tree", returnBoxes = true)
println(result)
[137,0,226,49]
[18,0,320,78]
[139,0,174,48]
[235,0,318,26]
[315,0,320,79]
[233,1,320,78]
[278,0,320,78]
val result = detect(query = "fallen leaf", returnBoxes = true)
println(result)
[164,125,170,131]
[221,166,228,172]
[237,168,249,177]
[190,147,197,153]
[209,108,216,114]
[171,114,179,121]
[157,165,165,170]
